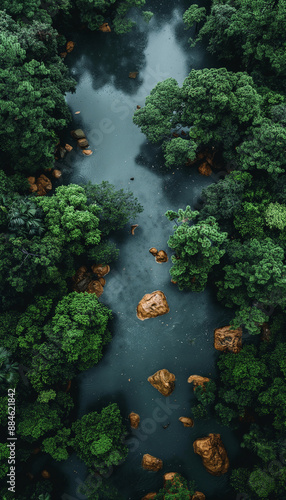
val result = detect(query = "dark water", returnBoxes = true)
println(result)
[57,3,241,499]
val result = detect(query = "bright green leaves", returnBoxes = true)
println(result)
[36,185,101,253]
[166,206,228,291]
[71,403,127,471]
[265,202,286,231]
[133,68,262,168]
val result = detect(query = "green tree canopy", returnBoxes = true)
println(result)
[166,206,228,291]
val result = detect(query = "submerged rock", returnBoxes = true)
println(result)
[77,138,89,148]
[192,492,206,500]
[137,291,170,320]
[187,375,210,391]
[142,454,163,471]
[193,433,229,476]
[214,325,242,353]
[179,416,194,427]
[129,412,140,429]
[148,368,175,396]
[71,129,86,140]
[129,71,139,78]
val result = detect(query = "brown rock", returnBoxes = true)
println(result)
[142,454,163,471]
[149,247,158,256]
[137,105,141,109]
[91,264,110,277]
[36,174,52,196]
[52,169,62,179]
[66,41,75,52]
[86,280,104,297]
[72,266,91,292]
[99,277,106,286]
[172,132,179,137]
[198,162,212,176]
[137,291,170,321]
[187,375,210,391]
[41,470,51,479]
[192,492,206,500]
[71,129,86,140]
[129,71,138,78]
[129,412,140,429]
[171,279,177,284]
[27,176,38,192]
[131,224,138,235]
[148,368,175,396]
[59,146,67,159]
[179,417,194,427]
[99,23,111,32]
[155,250,168,263]
[65,143,73,152]
[82,149,93,156]
[141,494,157,500]
[163,472,179,484]
[261,322,271,342]
[77,138,89,148]
[193,433,229,476]
[214,325,242,353]
[60,52,67,58]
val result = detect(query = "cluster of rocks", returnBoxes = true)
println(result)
[71,129,92,156]
[60,40,75,59]
[141,472,206,499]
[185,148,220,176]
[54,141,73,161]
[137,290,170,321]
[149,247,168,263]
[27,174,52,196]
[72,264,110,298]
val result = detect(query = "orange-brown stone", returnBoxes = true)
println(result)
[148,368,175,396]
[179,416,194,427]
[129,412,140,429]
[142,454,163,471]
[193,433,229,476]
[99,23,111,32]
[141,494,157,500]
[91,264,110,277]
[137,291,170,321]
[155,250,168,263]
[66,41,75,52]
[41,470,51,479]
[129,71,138,78]
[82,149,92,155]
[65,143,73,152]
[214,325,242,353]
[131,224,138,235]
[52,169,62,179]
[149,247,158,256]
[198,162,212,176]
[187,375,210,390]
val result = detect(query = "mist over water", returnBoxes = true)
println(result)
[58,2,241,498]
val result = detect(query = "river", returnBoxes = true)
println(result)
[57,2,241,498]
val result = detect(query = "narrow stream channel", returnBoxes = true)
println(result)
[57,2,242,498]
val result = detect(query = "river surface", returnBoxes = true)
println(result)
[58,2,241,498]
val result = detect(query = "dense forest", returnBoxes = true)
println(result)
[1,0,286,499]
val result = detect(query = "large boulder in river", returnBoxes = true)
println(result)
[91,264,110,277]
[148,369,175,396]
[86,280,104,297]
[137,291,169,320]
[193,433,229,476]
[142,454,163,471]
[214,325,242,353]
[129,412,140,429]
[187,375,210,391]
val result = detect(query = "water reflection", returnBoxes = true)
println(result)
[59,2,241,499]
